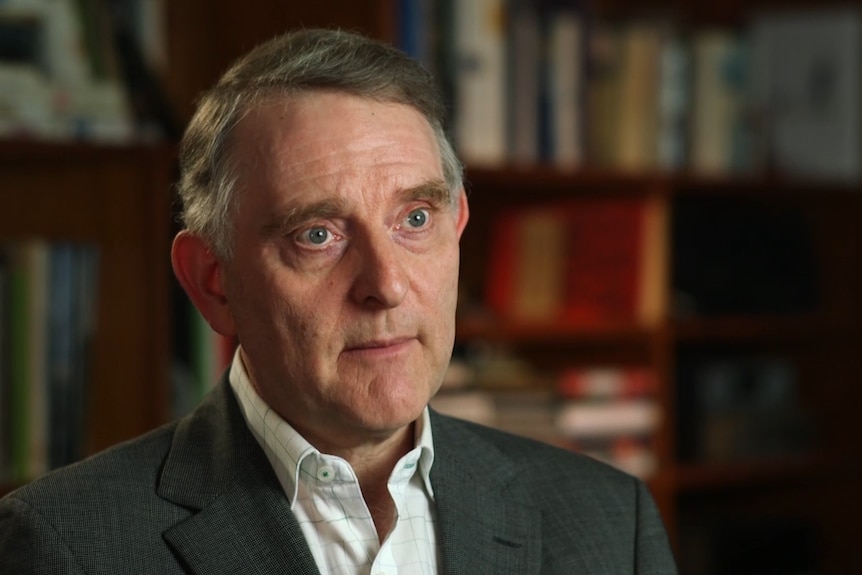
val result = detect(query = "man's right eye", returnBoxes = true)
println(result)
[305,226,330,245]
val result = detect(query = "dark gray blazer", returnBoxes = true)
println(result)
[0,379,677,574]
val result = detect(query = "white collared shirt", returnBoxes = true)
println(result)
[228,348,440,575]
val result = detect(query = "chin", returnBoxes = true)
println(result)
[360,393,429,432]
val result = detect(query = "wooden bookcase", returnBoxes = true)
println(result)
[0,142,174,471]
[158,1,862,568]
[459,168,862,573]
[4,0,861,573]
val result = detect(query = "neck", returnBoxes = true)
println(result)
[323,423,416,542]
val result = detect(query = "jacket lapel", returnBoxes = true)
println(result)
[430,411,543,575]
[155,383,546,574]
[157,379,320,575]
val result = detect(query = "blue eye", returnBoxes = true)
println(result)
[306,227,330,245]
[406,208,429,228]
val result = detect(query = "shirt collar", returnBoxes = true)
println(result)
[227,346,436,506]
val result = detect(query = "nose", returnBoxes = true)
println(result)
[348,230,409,309]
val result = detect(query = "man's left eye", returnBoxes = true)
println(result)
[405,208,430,228]
[306,226,331,245]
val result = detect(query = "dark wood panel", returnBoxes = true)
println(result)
[164,0,395,125]
[0,142,174,453]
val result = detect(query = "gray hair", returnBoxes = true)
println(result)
[176,28,463,259]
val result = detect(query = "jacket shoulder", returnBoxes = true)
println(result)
[2,422,178,510]
[432,410,633,483]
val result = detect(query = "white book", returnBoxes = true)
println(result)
[453,0,507,166]
[750,9,862,181]
[43,0,91,85]
[555,399,661,438]
[430,390,497,427]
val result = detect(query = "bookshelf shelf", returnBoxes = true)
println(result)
[673,454,832,492]
[671,314,861,342]
[467,164,862,201]
[456,316,655,346]
[466,165,664,195]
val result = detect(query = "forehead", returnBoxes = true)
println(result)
[230,92,443,202]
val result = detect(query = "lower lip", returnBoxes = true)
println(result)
[345,339,415,359]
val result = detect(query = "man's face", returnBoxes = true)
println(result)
[221,92,468,448]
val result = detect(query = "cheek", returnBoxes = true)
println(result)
[423,249,461,326]
[437,245,461,296]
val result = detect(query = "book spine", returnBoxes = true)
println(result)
[505,0,541,165]
[452,0,507,166]
[545,6,585,167]
[46,243,75,470]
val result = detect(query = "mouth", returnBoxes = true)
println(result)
[344,336,417,355]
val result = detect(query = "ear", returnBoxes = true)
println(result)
[455,187,470,240]
[171,230,237,337]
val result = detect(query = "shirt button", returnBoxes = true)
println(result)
[317,466,334,482]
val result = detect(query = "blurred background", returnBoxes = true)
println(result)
[1,1,861,573]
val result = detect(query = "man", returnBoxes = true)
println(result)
[0,29,677,574]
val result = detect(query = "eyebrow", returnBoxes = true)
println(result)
[259,198,346,239]
[401,178,452,208]
[259,178,452,238]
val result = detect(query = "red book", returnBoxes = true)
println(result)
[484,209,521,317]
[484,195,664,326]
[562,196,646,324]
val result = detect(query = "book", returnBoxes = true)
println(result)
[2,240,49,480]
[64,245,99,468]
[543,4,585,168]
[555,365,659,477]
[615,21,663,171]
[688,30,746,175]
[509,206,568,320]
[431,385,560,445]
[749,8,862,181]
[555,398,660,437]
[396,0,436,68]
[584,23,624,167]
[562,195,663,325]
[484,208,520,318]
[655,30,690,171]
[485,195,666,326]
[557,365,654,399]
[505,0,542,165]
[485,203,569,321]
[452,0,507,165]
[46,243,75,470]
[492,387,559,444]
[429,388,497,426]
[0,241,100,481]
[0,251,10,480]
[570,435,658,479]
